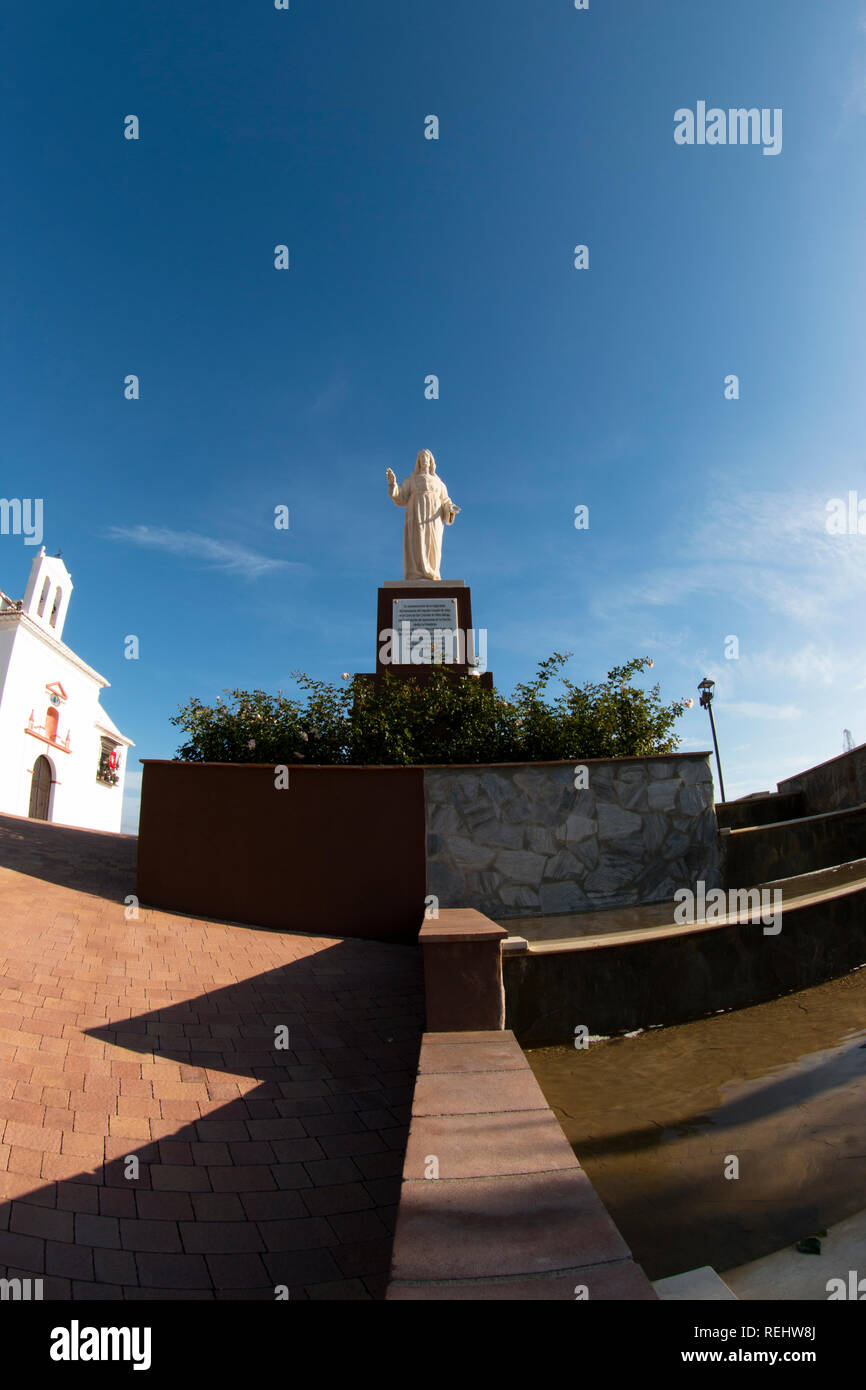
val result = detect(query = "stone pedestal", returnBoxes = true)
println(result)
[370,580,493,689]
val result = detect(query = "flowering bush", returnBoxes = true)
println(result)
[171,655,687,765]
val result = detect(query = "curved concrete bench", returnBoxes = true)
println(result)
[503,860,866,1043]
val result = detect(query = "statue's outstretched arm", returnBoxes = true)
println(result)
[385,467,407,505]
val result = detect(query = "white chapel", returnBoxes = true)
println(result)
[0,548,133,832]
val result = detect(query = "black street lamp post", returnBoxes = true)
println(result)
[698,677,726,804]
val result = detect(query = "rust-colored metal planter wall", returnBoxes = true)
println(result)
[136,761,426,943]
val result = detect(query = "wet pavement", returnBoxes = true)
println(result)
[527,968,866,1280]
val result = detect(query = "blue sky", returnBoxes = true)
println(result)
[3,0,866,833]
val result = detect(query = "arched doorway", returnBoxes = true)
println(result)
[28,755,52,820]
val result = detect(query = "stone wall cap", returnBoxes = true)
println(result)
[421,752,713,769]
[501,936,528,954]
[420,909,509,944]
[423,1030,516,1044]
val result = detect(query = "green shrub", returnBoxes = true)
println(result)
[170,654,686,765]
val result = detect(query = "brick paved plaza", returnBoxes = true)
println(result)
[0,814,424,1299]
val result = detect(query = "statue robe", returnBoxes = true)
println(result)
[390,471,457,580]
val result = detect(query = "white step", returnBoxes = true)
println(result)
[653,1266,739,1300]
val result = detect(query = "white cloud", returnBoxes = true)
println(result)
[108,526,305,580]
[592,487,866,628]
[730,642,843,689]
[309,370,352,417]
[725,701,803,720]
[841,13,866,121]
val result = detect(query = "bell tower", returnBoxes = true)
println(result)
[22,547,74,641]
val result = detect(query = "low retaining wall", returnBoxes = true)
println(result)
[716,791,804,831]
[136,761,426,942]
[425,754,720,919]
[724,804,866,887]
[137,752,720,941]
[778,743,866,814]
[386,1030,656,1300]
[503,876,866,1044]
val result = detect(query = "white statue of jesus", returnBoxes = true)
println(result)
[385,449,460,581]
